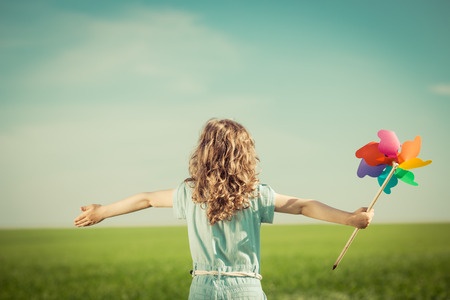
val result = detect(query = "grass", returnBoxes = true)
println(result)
[0,223,448,299]
[261,224,449,299]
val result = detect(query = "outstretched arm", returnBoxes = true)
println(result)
[74,189,174,227]
[274,193,374,229]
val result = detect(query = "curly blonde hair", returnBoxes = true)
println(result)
[186,119,259,225]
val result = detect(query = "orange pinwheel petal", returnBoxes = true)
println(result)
[399,157,432,170]
[398,136,421,163]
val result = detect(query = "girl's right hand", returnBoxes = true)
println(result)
[74,204,105,227]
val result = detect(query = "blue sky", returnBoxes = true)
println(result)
[1,0,449,227]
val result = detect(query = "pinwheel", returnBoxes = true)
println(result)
[355,129,432,194]
[332,130,432,270]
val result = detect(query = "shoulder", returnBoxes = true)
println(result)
[251,184,275,223]
[176,180,194,194]
[256,184,275,201]
[173,181,194,219]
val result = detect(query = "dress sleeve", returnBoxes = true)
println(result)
[258,184,275,224]
[173,182,188,220]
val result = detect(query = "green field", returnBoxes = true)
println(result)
[0,223,448,299]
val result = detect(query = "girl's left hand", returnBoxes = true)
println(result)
[347,207,374,229]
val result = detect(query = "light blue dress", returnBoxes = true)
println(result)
[173,181,275,300]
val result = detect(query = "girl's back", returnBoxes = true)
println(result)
[174,181,275,299]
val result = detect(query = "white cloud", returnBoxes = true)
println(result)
[430,84,450,96]
[21,8,240,95]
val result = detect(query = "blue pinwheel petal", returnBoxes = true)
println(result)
[378,166,398,194]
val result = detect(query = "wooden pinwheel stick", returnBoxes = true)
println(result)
[332,162,399,270]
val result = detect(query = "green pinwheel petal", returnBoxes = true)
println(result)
[395,168,418,186]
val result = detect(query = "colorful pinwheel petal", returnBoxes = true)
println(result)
[356,130,431,193]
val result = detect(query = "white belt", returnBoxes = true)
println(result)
[190,270,263,280]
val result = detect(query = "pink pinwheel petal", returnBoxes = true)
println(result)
[357,160,386,178]
[378,130,400,158]
[398,136,421,163]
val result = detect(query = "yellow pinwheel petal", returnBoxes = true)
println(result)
[399,158,432,170]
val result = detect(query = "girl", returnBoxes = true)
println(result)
[74,118,373,299]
